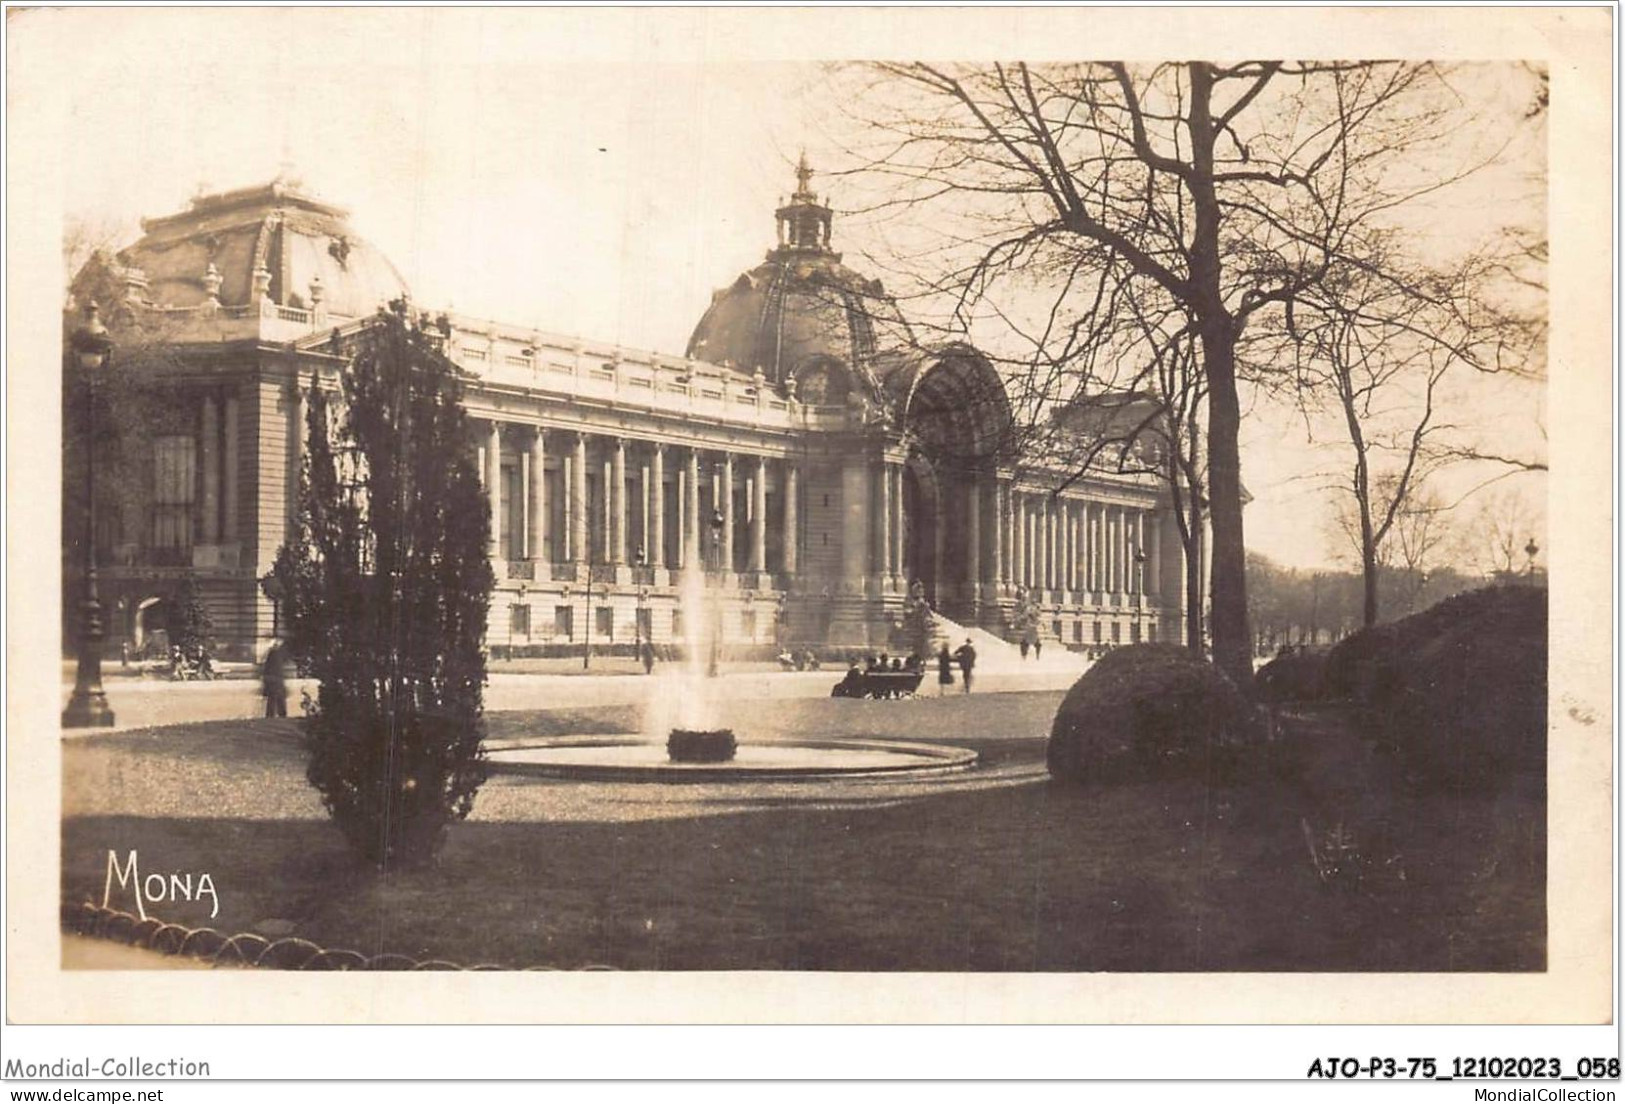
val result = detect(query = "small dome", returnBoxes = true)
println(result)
[110,178,409,319]
[685,155,915,399]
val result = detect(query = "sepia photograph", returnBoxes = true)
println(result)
[4,5,1613,1050]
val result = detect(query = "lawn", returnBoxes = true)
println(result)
[62,693,1544,971]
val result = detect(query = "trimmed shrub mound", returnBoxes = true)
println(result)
[1325,586,1546,787]
[1047,644,1260,783]
[1253,647,1330,704]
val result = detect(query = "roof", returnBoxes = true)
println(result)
[110,178,409,321]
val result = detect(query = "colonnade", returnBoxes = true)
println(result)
[1000,489,1161,598]
[476,419,799,577]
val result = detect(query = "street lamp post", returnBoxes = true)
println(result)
[634,546,647,645]
[63,302,116,728]
[706,506,725,678]
[582,541,596,670]
[1134,545,1148,635]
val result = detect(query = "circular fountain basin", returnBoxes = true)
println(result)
[487,736,977,782]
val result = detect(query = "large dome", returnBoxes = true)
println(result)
[108,177,409,320]
[686,156,914,405]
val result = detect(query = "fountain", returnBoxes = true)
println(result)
[662,508,736,762]
[485,477,977,783]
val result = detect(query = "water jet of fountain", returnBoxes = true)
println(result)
[644,505,734,761]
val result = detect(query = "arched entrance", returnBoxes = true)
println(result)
[894,347,1012,621]
[134,596,170,658]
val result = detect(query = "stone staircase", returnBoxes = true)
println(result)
[924,611,1089,675]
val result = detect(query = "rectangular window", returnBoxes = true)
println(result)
[1111,622,1121,643]
[596,605,613,639]
[672,608,685,641]
[554,605,574,641]
[1093,621,1102,643]
[510,603,530,638]
[636,608,653,641]
[741,610,757,640]
[1147,622,1157,643]
[1130,622,1141,644]
[152,435,196,549]
[1051,619,1062,639]
[1072,621,1083,643]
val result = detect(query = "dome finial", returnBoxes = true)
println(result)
[794,151,814,199]
[775,150,834,256]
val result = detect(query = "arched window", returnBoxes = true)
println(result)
[795,357,849,405]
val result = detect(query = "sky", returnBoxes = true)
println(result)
[24,7,1549,573]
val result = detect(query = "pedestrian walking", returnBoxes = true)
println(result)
[936,644,954,696]
[953,638,977,693]
[261,638,290,718]
[641,638,656,675]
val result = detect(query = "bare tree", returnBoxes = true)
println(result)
[1459,485,1543,578]
[833,60,1539,686]
[1328,477,1454,618]
[1286,245,1525,626]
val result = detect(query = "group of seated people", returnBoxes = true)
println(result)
[775,648,824,671]
[830,653,926,699]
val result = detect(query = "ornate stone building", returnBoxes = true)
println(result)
[70,163,1182,660]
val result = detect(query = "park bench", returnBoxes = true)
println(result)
[830,669,925,699]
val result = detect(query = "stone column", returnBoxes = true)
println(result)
[1061,501,1074,593]
[520,441,531,560]
[570,433,587,564]
[1110,507,1123,593]
[200,395,219,543]
[611,439,627,564]
[1097,505,1108,593]
[783,463,799,576]
[1071,504,1084,594]
[529,429,546,562]
[1030,496,1041,588]
[1012,493,1025,587]
[988,481,1001,588]
[639,456,651,564]
[1095,506,1105,594]
[651,444,665,569]
[890,465,904,582]
[1043,498,1055,591]
[752,455,767,574]
[1134,510,1147,595]
[685,448,700,569]
[486,420,502,560]
[287,383,304,539]
[1054,500,1065,592]
[1148,511,1161,596]
[841,458,871,583]
[720,454,735,571]
[1098,504,1109,593]
[1092,503,1104,593]
[966,478,981,592]
[1122,509,1134,594]
[601,458,613,561]
[933,480,946,593]
[221,393,239,545]
[1058,503,1068,592]
[1027,496,1039,589]
[878,464,893,579]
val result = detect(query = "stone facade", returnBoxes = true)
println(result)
[69,167,1181,661]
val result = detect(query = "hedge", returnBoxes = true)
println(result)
[1047,644,1261,784]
